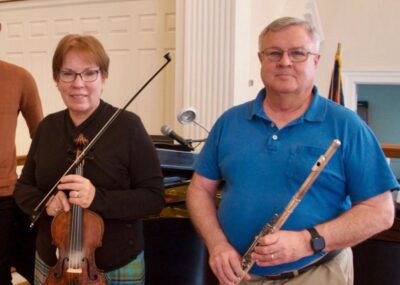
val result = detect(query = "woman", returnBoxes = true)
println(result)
[14,34,165,285]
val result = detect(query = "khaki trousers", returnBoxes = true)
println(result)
[239,247,353,285]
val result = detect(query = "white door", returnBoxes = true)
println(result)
[0,0,175,154]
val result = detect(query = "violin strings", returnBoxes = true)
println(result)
[68,163,84,273]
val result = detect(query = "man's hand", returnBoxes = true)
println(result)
[209,241,250,285]
[251,230,311,267]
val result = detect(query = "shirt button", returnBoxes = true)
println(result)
[272,134,278,140]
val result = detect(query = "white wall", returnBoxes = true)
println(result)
[232,0,283,106]
[316,0,400,96]
[0,0,175,156]
[3,0,400,155]
[235,0,400,105]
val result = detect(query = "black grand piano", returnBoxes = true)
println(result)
[143,138,218,285]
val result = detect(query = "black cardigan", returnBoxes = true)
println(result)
[15,100,165,271]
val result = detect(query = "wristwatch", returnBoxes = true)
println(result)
[307,227,325,253]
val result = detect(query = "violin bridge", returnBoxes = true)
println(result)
[66,268,83,274]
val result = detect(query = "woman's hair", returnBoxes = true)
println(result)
[258,17,320,51]
[52,34,110,81]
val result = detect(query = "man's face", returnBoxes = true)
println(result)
[258,25,320,96]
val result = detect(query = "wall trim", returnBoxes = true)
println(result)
[342,71,400,111]
[0,0,120,10]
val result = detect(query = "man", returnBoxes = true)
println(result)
[0,59,43,285]
[186,17,399,285]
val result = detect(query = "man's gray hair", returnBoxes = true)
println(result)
[258,17,320,52]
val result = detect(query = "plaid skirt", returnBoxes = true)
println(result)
[34,251,145,285]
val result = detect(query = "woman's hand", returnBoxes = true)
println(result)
[46,191,69,216]
[57,174,96,209]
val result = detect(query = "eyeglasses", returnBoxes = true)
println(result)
[260,48,319,62]
[59,69,100,83]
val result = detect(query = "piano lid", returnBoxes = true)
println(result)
[157,148,197,171]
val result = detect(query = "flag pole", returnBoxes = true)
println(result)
[328,42,344,105]
[336,42,341,55]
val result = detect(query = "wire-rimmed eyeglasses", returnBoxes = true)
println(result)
[59,69,101,83]
[260,48,319,62]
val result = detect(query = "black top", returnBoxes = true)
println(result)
[14,100,165,271]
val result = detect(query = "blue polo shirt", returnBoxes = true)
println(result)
[193,87,399,275]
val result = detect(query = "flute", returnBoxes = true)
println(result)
[237,139,341,283]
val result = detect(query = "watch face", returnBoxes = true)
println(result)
[312,237,325,252]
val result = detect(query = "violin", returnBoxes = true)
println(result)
[45,134,107,285]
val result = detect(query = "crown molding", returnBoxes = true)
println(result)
[0,0,119,10]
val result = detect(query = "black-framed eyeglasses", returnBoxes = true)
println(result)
[59,69,101,83]
[260,48,319,62]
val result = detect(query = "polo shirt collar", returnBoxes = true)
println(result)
[247,86,327,123]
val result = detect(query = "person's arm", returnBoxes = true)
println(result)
[20,69,43,138]
[88,114,165,220]
[317,190,394,251]
[252,191,395,267]
[14,127,46,217]
[187,173,249,285]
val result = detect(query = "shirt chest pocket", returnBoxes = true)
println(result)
[285,145,327,186]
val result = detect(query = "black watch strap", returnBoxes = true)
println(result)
[307,227,320,238]
[307,227,325,253]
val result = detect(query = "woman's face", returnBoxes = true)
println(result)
[56,50,106,125]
